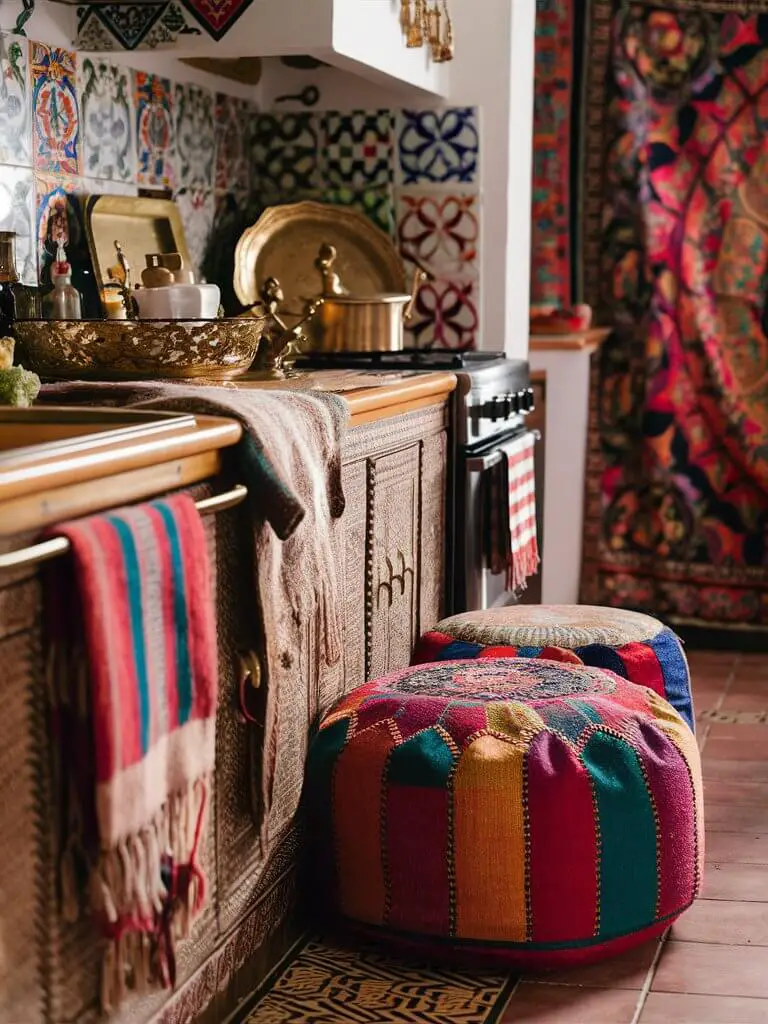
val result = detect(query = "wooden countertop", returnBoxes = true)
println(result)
[0,371,456,536]
[529,327,611,354]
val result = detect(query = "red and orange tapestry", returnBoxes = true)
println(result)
[581,3,768,630]
[530,0,574,307]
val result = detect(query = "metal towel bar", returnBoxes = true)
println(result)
[0,483,248,572]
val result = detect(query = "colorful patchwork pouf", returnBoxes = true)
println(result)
[305,657,703,970]
[413,605,694,730]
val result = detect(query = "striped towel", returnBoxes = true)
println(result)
[487,431,539,591]
[44,495,217,1011]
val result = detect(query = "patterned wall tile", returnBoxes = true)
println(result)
[397,189,479,278]
[31,43,80,176]
[78,58,135,183]
[0,35,31,168]
[405,275,479,350]
[84,178,139,197]
[250,112,319,198]
[175,83,215,190]
[396,107,479,186]
[134,71,174,189]
[175,186,214,281]
[319,110,394,190]
[324,186,395,237]
[76,3,198,52]
[0,167,36,284]
[215,93,251,194]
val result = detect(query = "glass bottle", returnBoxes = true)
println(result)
[0,231,39,329]
[43,243,82,320]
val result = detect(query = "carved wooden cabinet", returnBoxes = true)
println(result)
[0,392,450,1024]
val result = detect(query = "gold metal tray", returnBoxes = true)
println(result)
[84,194,191,300]
[233,201,407,327]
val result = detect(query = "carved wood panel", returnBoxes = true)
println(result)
[418,430,448,635]
[366,444,421,680]
[338,458,367,699]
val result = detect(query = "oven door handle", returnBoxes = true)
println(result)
[465,429,540,473]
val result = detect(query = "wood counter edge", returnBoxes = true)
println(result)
[529,327,612,353]
[0,414,242,510]
[345,372,457,425]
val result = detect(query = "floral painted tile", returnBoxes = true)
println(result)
[396,107,479,186]
[0,167,36,285]
[75,2,199,51]
[34,174,100,316]
[134,71,174,189]
[324,186,395,238]
[31,43,80,176]
[0,35,31,167]
[397,189,479,278]
[404,275,480,350]
[78,59,135,183]
[175,186,214,281]
[319,110,394,190]
[215,93,251,194]
[250,112,319,198]
[175,83,215,190]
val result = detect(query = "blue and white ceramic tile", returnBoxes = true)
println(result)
[75,3,199,52]
[175,186,214,281]
[31,43,80,177]
[0,35,31,168]
[174,83,215,190]
[134,71,174,189]
[78,59,136,183]
[396,108,479,186]
[319,110,394,190]
[0,167,36,284]
[250,112,319,198]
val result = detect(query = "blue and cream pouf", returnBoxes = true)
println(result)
[413,604,694,729]
[305,657,703,969]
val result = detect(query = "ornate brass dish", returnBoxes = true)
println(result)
[13,318,269,381]
[233,201,407,328]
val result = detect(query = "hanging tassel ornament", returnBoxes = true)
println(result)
[399,0,413,38]
[428,2,442,60]
[435,0,454,62]
[407,0,425,47]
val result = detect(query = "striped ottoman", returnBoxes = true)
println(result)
[413,605,694,730]
[305,658,703,970]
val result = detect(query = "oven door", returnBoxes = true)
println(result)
[453,428,538,614]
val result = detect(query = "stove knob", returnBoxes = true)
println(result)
[507,391,521,415]
[481,398,502,420]
[524,387,535,412]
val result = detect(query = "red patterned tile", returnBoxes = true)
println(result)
[397,189,479,279]
[405,275,479,350]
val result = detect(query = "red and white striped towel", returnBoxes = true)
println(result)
[487,431,539,591]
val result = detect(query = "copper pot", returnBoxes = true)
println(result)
[305,244,426,352]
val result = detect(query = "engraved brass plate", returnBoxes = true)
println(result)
[233,201,406,328]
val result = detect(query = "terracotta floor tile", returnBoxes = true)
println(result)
[672,899,768,945]
[652,940,768,997]
[703,779,767,805]
[705,723,768,742]
[705,739,768,760]
[702,759,768,782]
[705,801,768,833]
[501,983,638,1023]
[640,992,768,1023]
[706,832,768,865]
[721,692,768,713]
[526,939,658,990]
[701,863,768,901]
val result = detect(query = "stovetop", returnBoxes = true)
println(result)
[294,349,507,372]
[295,349,532,448]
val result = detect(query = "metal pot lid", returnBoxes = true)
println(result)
[233,201,407,327]
[322,292,412,305]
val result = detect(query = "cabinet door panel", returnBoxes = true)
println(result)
[366,445,421,680]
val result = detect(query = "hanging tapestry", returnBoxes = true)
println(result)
[530,0,574,307]
[581,3,768,631]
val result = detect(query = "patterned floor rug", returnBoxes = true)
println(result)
[579,2,768,634]
[240,935,515,1023]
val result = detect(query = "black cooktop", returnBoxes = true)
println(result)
[295,349,506,372]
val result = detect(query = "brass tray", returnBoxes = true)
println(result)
[84,194,191,301]
[13,318,268,381]
[233,201,407,327]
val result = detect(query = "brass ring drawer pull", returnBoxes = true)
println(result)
[0,483,248,572]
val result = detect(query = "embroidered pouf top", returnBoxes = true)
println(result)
[305,657,703,970]
[413,604,694,730]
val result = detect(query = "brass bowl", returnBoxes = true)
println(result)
[13,317,270,381]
